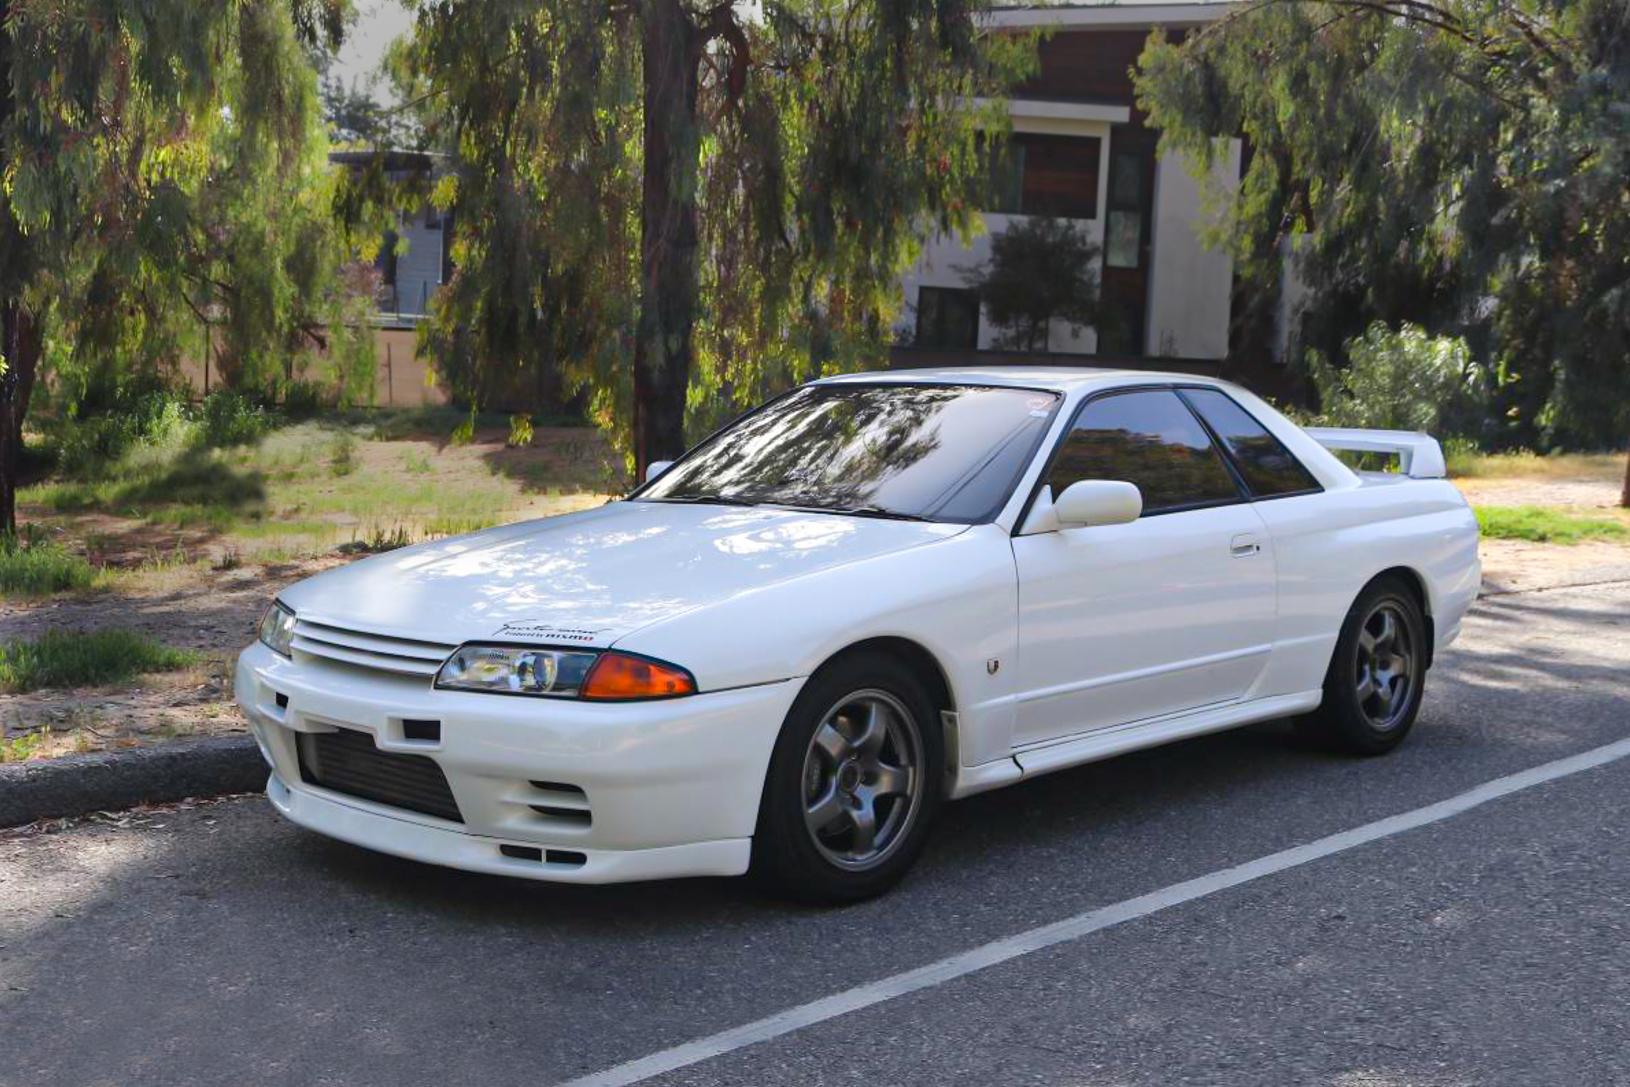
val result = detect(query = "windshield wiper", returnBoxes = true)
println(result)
[640,494,761,507]
[775,501,933,522]
[833,505,933,522]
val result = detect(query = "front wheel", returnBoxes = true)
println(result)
[752,654,944,904]
[1302,576,1428,756]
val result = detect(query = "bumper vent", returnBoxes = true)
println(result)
[290,619,456,679]
[297,728,463,824]
[527,780,592,827]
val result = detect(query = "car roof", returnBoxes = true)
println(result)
[812,365,1233,395]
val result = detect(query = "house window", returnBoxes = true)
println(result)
[915,287,981,350]
[986,134,1101,220]
[1105,151,1145,269]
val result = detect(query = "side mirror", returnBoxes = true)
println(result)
[1053,480,1142,528]
[644,460,674,484]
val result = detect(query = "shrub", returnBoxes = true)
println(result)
[507,413,535,448]
[281,379,328,419]
[1307,322,1487,438]
[197,391,269,448]
[0,533,99,597]
[328,431,359,476]
[55,388,192,477]
[0,629,197,693]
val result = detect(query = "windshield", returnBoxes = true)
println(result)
[635,382,1062,523]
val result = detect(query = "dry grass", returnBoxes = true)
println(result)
[18,415,622,570]
[1448,449,1626,483]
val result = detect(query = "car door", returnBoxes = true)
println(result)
[1010,388,1278,748]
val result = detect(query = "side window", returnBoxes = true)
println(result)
[1181,388,1321,498]
[1047,390,1241,514]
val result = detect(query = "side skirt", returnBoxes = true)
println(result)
[948,690,1323,799]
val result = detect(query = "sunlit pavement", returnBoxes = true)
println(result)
[3,583,1628,1086]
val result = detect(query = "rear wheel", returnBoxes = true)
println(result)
[1303,577,1428,756]
[752,654,944,904]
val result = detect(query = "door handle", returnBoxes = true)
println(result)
[1230,534,1262,557]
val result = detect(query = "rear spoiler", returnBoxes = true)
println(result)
[1304,427,1447,479]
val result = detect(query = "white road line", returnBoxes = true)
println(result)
[555,736,1630,1087]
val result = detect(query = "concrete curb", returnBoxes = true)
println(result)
[0,735,267,828]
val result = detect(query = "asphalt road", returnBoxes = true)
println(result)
[3,581,1628,1087]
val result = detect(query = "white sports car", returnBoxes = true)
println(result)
[236,368,1480,901]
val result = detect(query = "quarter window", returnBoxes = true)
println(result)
[1047,390,1241,514]
[1181,388,1321,498]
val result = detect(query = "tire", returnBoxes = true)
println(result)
[1302,576,1428,756]
[752,652,945,904]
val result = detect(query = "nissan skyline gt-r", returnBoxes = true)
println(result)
[236,368,1481,902]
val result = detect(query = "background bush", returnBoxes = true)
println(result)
[1307,322,1489,440]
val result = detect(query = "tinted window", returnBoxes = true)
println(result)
[1047,390,1240,514]
[1182,388,1320,498]
[640,383,1061,524]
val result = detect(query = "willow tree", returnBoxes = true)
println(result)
[1136,0,1630,503]
[0,0,353,535]
[397,1,1032,475]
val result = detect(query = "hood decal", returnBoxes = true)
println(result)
[492,619,609,643]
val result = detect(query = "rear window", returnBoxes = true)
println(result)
[1180,389,1321,498]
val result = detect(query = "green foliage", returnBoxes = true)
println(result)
[280,380,329,420]
[507,414,535,449]
[449,408,477,448]
[198,392,271,449]
[395,0,1036,458]
[1135,0,1630,452]
[54,388,191,478]
[0,728,51,764]
[50,387,278,481]
[328,431,359,476]
[0,533,99,598]
[1306,322,1486,437]
[959,217,1104,351]
[3,0,375,506]
[1474,506,1629,544]
[0,630,197,694]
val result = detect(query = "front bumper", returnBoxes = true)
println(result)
[235,642,802,884]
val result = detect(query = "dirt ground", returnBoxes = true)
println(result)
[2,557,346,760]
[6,473,1629,763]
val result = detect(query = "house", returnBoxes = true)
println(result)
[328,150,453,327]
[895,1,1273,380]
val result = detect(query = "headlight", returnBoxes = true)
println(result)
[435,646,696,700]
[258,601,297,657]
[435,645,598,697]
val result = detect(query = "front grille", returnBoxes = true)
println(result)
[297,728,463,823]
[291,619,456,679]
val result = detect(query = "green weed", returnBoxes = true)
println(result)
[0,533,99,597]
[0,630,198,694]
[1474,506,1630,544]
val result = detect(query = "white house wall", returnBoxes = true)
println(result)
[899,117,1113,354]
[393,217,445,318]
[1145,139,1240,360]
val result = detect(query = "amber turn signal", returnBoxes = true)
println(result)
[580,652,697,700]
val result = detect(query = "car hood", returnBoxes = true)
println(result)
[279,501,968,649]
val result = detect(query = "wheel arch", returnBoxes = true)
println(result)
[1365,565,1436,668]
[814,636,957,717]
[810,636,959,782]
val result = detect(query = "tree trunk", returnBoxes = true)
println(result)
[632,0,703,482]
[1621,447,1630,509]
[0,301,40,538]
